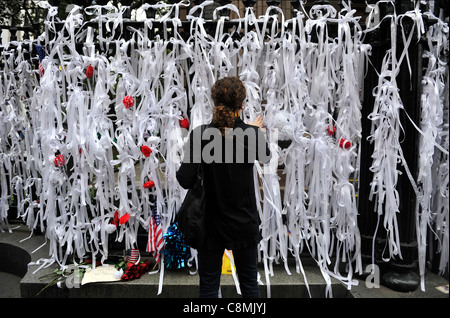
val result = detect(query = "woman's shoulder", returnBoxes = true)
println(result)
[234,117,258,130]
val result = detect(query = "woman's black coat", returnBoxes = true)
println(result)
[176,118,271,250]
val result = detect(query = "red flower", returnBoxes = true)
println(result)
[123,96,135,109]
[121,261,152,281]
[112,211,119,226]
[327,125,336,136]
[112,211,130,225]
[130,265,140,274]
[119,213,130,224]
[141,145,152,157]
[179,117,189,129]
[53,154,65,167]
[140,261,151,274]
[143,180,155,189]
[127,262,136,270]
[339,138,351,149]
[122,269,139,280]
[86,65,94,79]
[123,264,139,280]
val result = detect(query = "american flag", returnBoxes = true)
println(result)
[124,248,140,265]
[36,45,45,78]
[146,200,164,263]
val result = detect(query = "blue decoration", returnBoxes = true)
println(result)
[162,222,191,269]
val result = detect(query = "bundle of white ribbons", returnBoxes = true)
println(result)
[417,13,449,290]
[365,1,449,292]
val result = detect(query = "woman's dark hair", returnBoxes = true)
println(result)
[211,77,246,135]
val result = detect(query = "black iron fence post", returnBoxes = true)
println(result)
[358,0,427,292]
[383,0,422,291]
[359,0,392,289]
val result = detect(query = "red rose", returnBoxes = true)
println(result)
[53,154,65,167]
[119,213,130,224]
[143,261,151,271]
[130,265,139,274]
[327,125,336,136]
[139,262,150,275]
[86,65,94,79]
[143,180,155,189]
[124,264,140,279]
[339,138,351,149]
[141,145,152,157]
[112,211,119,226]
[179,117,189,129]
[123,96,135,109]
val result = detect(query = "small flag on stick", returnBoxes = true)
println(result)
[35,45,46,78]
[147,199,164,263]
[124,248,140,265]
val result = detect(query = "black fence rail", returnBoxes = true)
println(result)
[2,0,446,41]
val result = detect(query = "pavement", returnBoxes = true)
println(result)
[1,223,448,299]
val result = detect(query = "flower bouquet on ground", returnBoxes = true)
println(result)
[120,260,152,281]
[37,262,93,296]
[37,257,154,295]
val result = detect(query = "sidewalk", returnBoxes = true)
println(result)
[1,224,448,298]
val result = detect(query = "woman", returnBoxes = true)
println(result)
[176,76,271,298]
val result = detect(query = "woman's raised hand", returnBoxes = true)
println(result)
[249,114,263,128]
